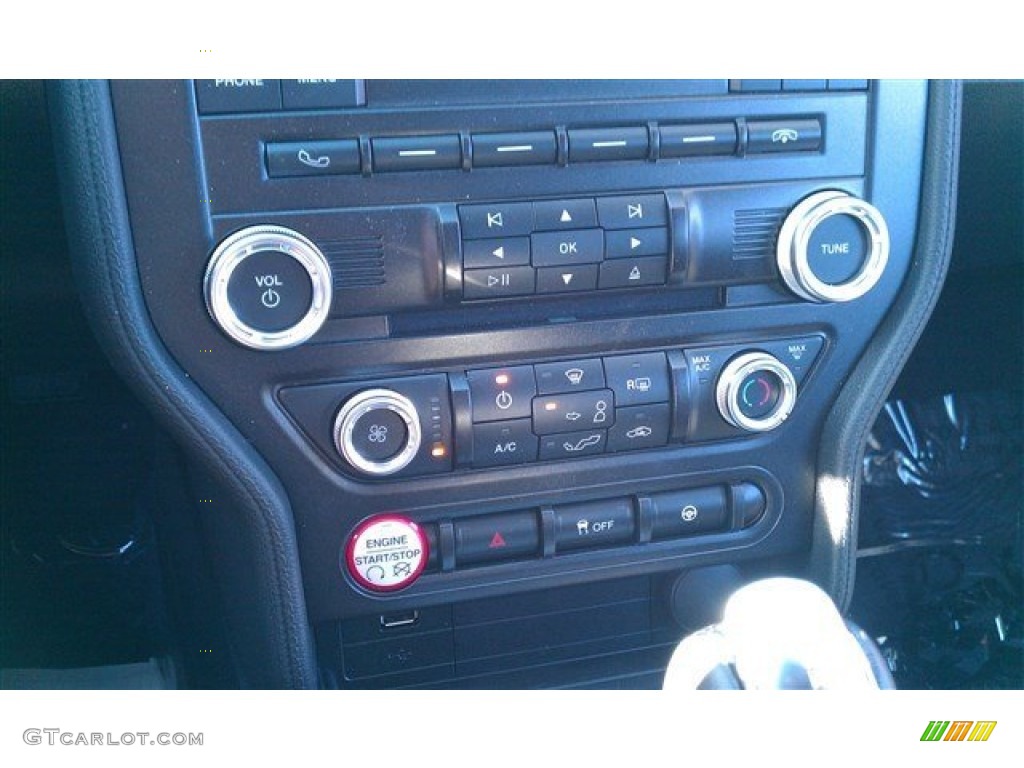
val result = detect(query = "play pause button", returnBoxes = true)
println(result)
[536,264,599,294]
[463,266,535,299]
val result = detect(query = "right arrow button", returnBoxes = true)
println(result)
[605,227,670,258]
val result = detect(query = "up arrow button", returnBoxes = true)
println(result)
[532,199,597,230]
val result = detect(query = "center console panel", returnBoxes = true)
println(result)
[104,79,930,685]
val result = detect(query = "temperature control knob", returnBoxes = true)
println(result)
[776,191,890,303]
[204,225,332,350]
[333,390,422,476]
[716,352,797,433]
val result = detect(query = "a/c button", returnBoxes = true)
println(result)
[472,419,538,468]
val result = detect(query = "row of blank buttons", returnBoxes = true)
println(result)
[263,118,822,178]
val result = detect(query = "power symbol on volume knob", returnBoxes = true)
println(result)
[261,288,281,308]
[776,191,890,303]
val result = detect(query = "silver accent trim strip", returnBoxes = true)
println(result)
[715,352,798,433]
[333,389,422,476]
[776,190,890,303]
[203,225,332,351]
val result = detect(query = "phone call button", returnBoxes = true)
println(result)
[747,119,822,154]
[266,140,361,177]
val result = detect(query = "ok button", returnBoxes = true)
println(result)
[531,229,604,267]
[226,250,314,332]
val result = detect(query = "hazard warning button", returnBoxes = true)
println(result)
[454,511,540,567]
[345,515,429,592]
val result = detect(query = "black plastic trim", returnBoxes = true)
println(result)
[47,80,318,689]
[807,81,962,610]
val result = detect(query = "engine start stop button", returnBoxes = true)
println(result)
[345,515,428,592]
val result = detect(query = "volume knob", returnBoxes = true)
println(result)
[204,225,332,350]
[776,191,890,303]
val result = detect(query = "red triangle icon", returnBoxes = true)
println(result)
[489,531,506,549]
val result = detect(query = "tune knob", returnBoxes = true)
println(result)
[204,225,332,350]
[716,352,797,433]
[776,191,890,303]
[333,390,422,476]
